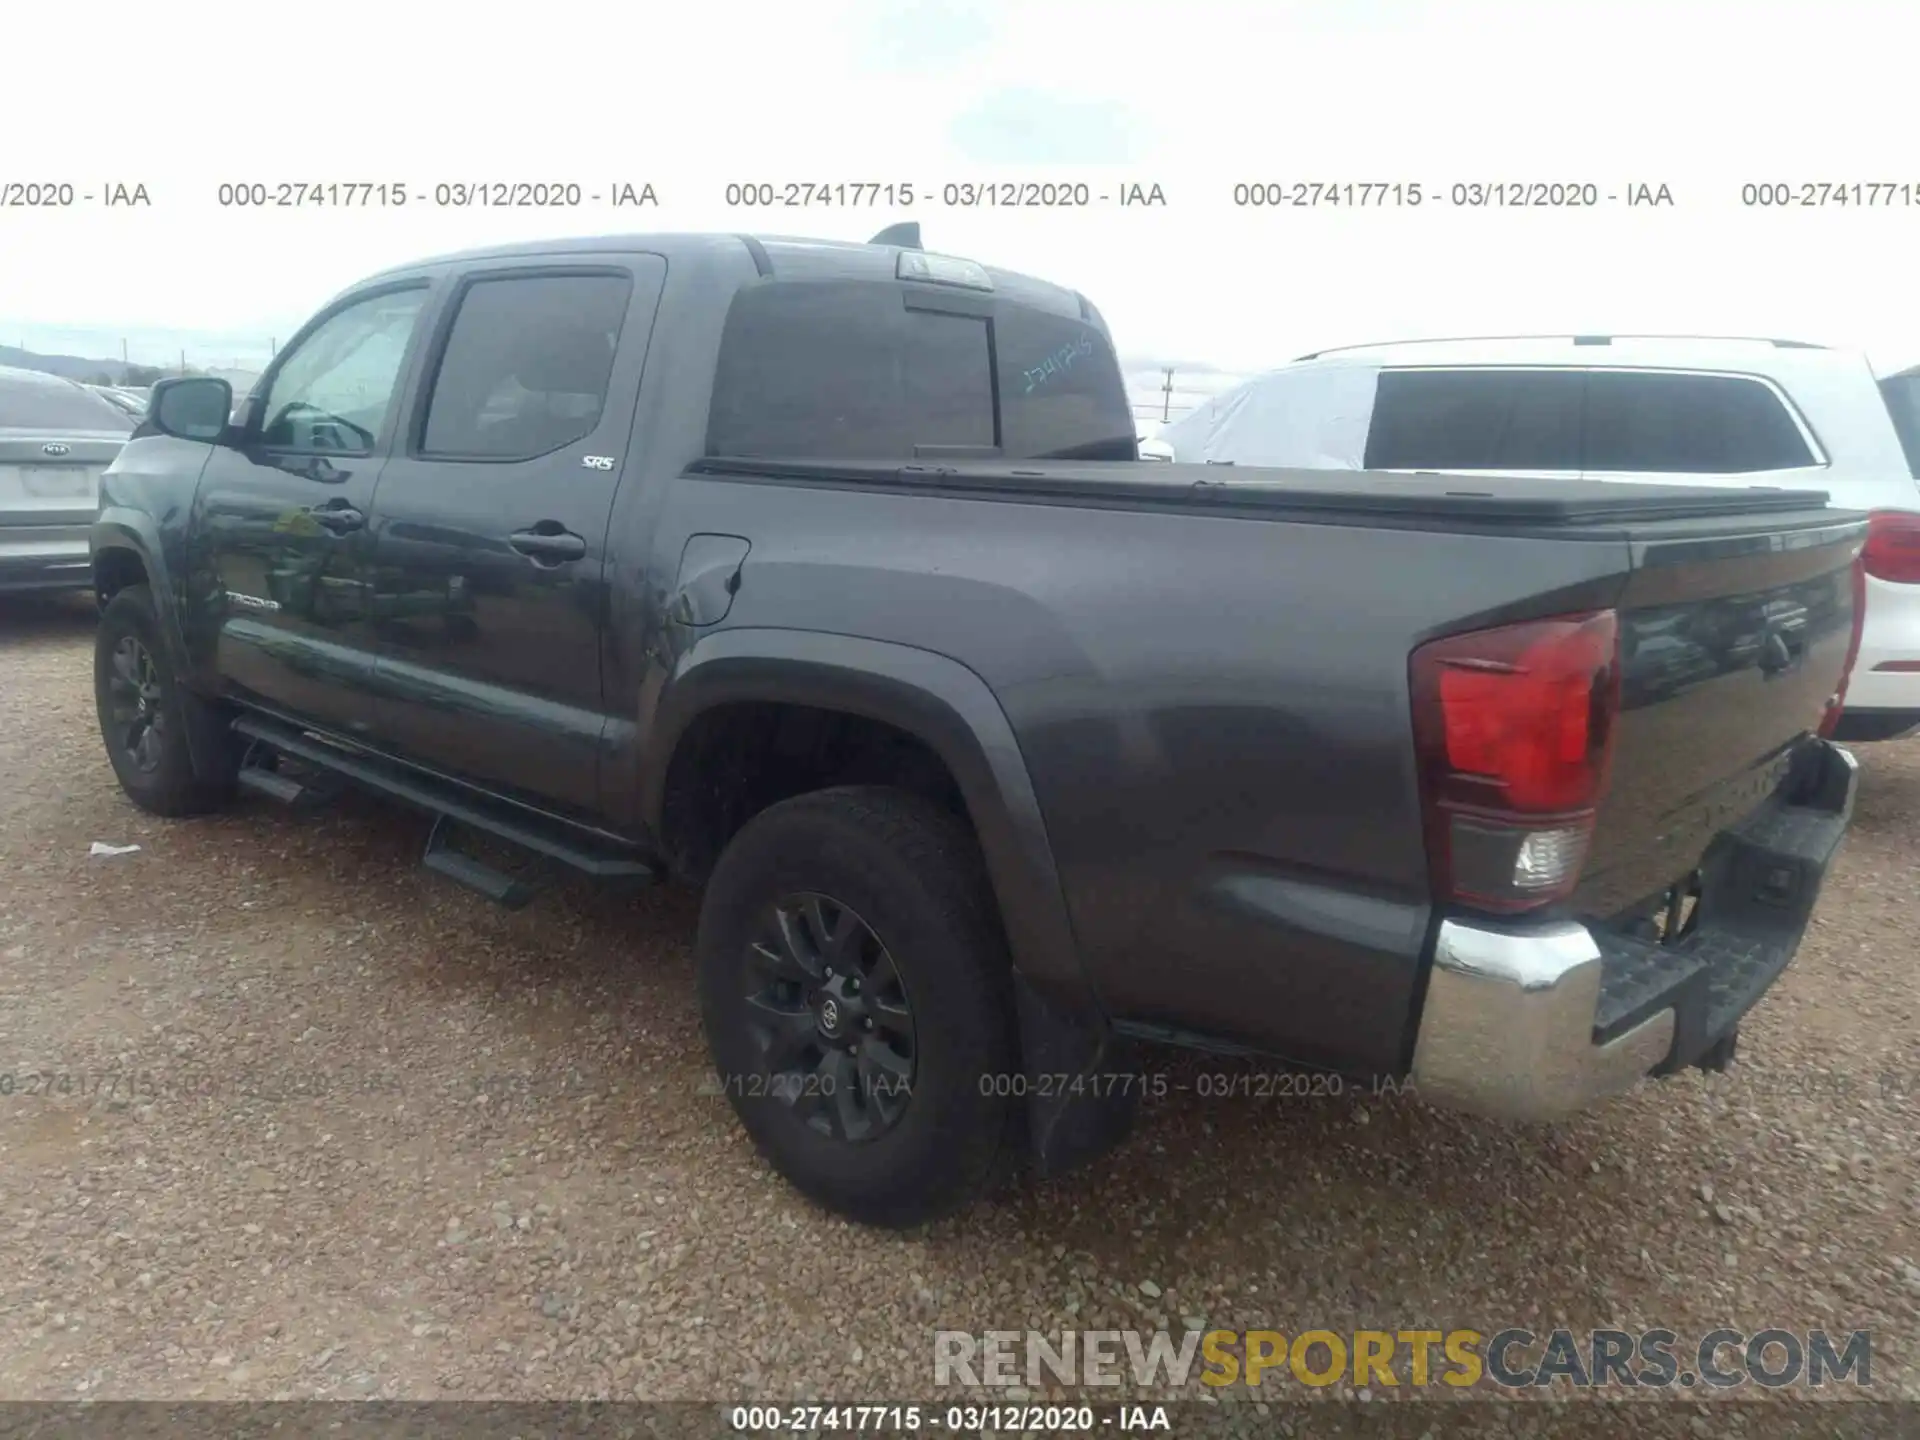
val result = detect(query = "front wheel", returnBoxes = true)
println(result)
[93,584,236,817]
[696,786,1020,1227]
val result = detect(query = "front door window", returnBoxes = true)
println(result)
[259,288,429,453]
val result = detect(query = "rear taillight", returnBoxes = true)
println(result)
[1410,611,1621,913]
[1819,541,1870,738]
[1861,510,1920,584]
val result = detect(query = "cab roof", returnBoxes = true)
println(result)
[360,231,1093,320]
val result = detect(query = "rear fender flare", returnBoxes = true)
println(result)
[643,627,1094,1012]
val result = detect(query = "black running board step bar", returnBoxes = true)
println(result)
[230,713,656,882]
[235,737,343,809]
[423,814,538,910]
[236,764,309,805]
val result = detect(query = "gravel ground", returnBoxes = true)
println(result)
[2,591,1917,1420]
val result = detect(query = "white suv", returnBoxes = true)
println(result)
[1159,336,1920,742]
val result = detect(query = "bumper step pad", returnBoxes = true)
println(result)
[1592,744,1856,1072]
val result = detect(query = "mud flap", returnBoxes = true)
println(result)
[177,680,240,788]
[1013,974,1142,1179]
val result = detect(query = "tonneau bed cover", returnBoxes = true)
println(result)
[695,457,1838,526]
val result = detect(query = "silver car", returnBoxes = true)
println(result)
[84,383,150,420]
[1,365,136,594]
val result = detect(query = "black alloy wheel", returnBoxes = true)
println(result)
[743,892,918,1142]
[102,633,169,774]
[695,785,1020,1227]
[93,583,239,816]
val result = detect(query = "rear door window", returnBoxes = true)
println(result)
[1363,368,1584,471]
[1582,371,1816,474]
[419,272,634,461]
[1878,372,1920,479]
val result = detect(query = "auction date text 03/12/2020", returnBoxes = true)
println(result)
[7,177,1920,211]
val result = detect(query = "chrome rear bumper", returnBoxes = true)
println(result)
[1411,740,1858,1123]
[1410,919,1673,1122]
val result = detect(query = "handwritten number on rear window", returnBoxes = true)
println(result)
[1021,337,1095,395]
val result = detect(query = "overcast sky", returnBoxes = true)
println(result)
[6,0,1919,381]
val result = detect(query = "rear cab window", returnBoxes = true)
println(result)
[1363,367,1820,476]
[706,272,1136,462]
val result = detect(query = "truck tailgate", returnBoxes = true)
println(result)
[1573,511,1866,920]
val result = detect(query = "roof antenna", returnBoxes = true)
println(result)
[868,221,922,249]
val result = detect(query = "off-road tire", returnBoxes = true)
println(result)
[696,785,1020,1227]
[94,584,238,817]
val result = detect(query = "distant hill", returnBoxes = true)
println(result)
[0,345,259,393]
[0,344,163,387]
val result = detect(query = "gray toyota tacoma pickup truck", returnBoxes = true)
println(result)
[90,226,1866,1227]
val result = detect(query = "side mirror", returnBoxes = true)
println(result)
[149,376,235,443]
[1138,437,1177,463]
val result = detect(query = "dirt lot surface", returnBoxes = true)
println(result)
[2,592,1917,1425]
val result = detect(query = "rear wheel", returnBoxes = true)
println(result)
[696,785,1019,1227]
[94,585,237,817]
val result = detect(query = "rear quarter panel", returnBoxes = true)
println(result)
[649,474,1637,1075]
